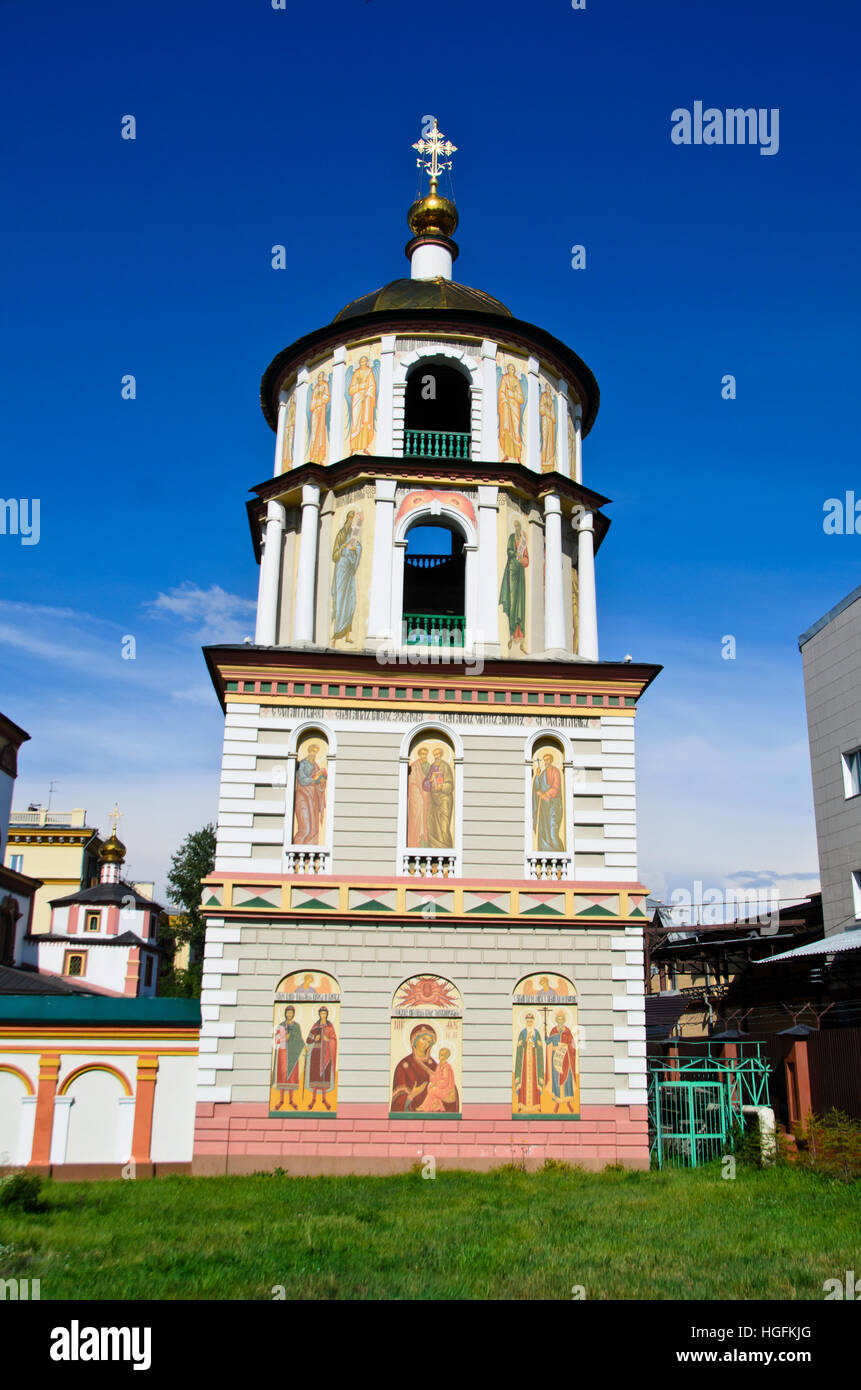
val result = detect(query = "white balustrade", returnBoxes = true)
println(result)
[526,854,574,881]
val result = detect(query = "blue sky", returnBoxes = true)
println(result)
[1,0,858,906]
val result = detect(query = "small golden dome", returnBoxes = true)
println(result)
[407,191,459,240]
[99,832,126,864]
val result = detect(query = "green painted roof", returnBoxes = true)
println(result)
[0,995,200,1026]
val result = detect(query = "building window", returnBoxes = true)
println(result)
[852,871,861,919]
[84,911,100,932]
[9,854,23,873]
[843,749,861,798]
[0,896,20,965]
[402,520,466,647]
[403,361,471,459]
[144,955,154,988]
[64,951,86,977]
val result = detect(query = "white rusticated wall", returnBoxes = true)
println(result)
[195,921,646,1111]
[214,702,639,882]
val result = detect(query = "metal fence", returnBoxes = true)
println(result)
[648,1044,771,1169]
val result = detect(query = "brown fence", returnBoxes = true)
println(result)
[808,1028,861,1119]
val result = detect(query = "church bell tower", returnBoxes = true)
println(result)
[195,121,661,1172]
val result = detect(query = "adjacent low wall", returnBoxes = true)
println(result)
[193,1101,649,1174]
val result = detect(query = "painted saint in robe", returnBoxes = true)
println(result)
[407,743,432,847]
[415,1048,458,1113]
[347,356,377,454]
[282,394,296,471]
[331,509,362,642]
[304,1006,337,1110]
[498,363,525,462]
[514,1012,545,1113]
[292,741,327,844]
[424,746,454,849]
[499,520,528,651]
[308,370,330,464]
[532,750,565,852]
[540,383,557,471]
[272,1006,305,1110]
[546,1011,577,1112]
[390,1024,459,1113]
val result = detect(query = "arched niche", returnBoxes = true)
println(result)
[389,975,462,1117]
[397,724,464,877]
[512,973,579,1118]
[523,729,575,880]
[270,970,341,1117]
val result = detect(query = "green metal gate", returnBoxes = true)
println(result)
[648,1043,771,1169]
[652,1080,729,1168]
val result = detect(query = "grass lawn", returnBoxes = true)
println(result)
[1,1163,859,1300]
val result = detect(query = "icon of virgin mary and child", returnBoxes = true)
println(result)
[390,1023,459,1113]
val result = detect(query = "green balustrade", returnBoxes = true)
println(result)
[402,614,466,647]
[404,430,471,459]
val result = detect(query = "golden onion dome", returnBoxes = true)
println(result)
[407,190,459,240]
[99,832,126,864]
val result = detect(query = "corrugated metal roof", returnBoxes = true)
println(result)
[759,926,861,963]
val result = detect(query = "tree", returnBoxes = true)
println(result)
[160,824,216,996]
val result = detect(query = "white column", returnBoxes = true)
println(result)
[477,485,501,652]
[575,508,598,659]
[291,366,310,468]
[50,1096,73,1164]
[526,356,541,473]
[367,478,398,642]
[573,404,583,484]
[544,493,566,653]
[117,1096,136,1162]
[376,335,396,455]
[272,396,288,477]
[293,484,321,644]
[328,348,346,464]
[479,340,498,462]
[17,1096,36,1166]
[463,543,478,650]
[254,500,286,646]
[556,380,570,477]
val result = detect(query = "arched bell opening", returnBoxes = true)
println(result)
[404,361,471,460]
[402,520,466,647]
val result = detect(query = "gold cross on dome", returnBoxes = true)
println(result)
[109,802,122,836]
[412,117,457,191]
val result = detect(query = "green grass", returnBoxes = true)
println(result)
[0,1164,858,1300]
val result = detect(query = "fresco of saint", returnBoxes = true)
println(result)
[390,1023,459,1113]
[539,383,557,471]
[271,1005,305,1111]
[331,508,362,641]
[347,355,377,454]
[307,370,330,464]
[532,749,565,852]
[292,740,327,844]
[498,362,525,462]
[282,393,296,470]
[546,1010,577,1113]
[304,1006,338,1111]
[407,743,432,847]
[513,1012,544,1113]
[424,746,454,849]
[499,520,528,652]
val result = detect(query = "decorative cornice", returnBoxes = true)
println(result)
[259,308,600,437]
